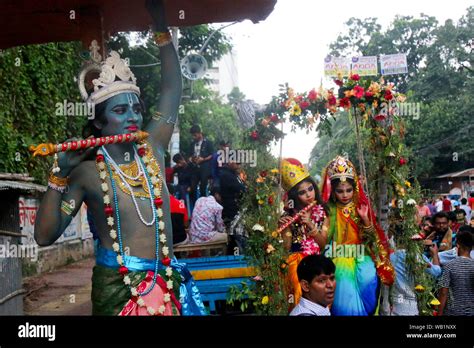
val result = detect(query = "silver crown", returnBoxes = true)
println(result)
[78,40,140,105]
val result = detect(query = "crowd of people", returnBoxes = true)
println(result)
[282,158,473,316]
[416,194,473,232]
[165,125,246,254]
[165,127,473,316]
[29,0,471,318]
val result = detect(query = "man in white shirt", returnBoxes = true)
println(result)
[435,197,443,213]
[290,254,336,316]
[460,198,472,221]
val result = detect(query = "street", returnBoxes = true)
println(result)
[23,258,94,315]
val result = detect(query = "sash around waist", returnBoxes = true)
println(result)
[96,245,166,272]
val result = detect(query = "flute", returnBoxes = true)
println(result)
[277,201,317,234]
[29,131,149,157]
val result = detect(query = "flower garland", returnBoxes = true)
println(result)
[227,164,291,315]
[264,82,338,135]
[95,140,174,315]
[242,75,436,314]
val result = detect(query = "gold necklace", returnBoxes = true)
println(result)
[110,144,163,198]
[337,202,355,243]
[337,202,355,218]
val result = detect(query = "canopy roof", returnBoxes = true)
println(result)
[0,0,277,49]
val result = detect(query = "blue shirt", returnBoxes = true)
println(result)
[390,250,441,315]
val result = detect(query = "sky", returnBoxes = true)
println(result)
[221,0,472,164]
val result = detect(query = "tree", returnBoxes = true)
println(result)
[0,24,237,184]
[309,111,358,176]
[0,42,85,183]
[178,80,243,156]
[317,6,474,179]
[178,25,232,65]
[227,86,246,105]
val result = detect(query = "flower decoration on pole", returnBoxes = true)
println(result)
[247,112,284,146]
[264,82,338,135]
[334,74,406,123]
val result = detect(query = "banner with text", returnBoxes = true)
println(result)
[380,53,408,75]
[324,56,351,77]
[351,56,378,76]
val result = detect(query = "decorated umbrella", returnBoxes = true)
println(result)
[0,0,277,50]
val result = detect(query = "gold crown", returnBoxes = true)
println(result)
[78,40,140,106]
[326,156,356,182]
[280,158,310,191]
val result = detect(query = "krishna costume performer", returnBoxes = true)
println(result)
[321,156,394,316]
[85,45,205,316]
[278,158,329,308]
[34,4,206,316]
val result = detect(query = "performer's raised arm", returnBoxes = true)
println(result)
[145,0,182,150]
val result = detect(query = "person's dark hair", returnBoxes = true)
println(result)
[173,153,185,163]
[470,192,474,198]
[297,254,336,283]
[190,125,201,134]
[218,140,227,147]
[166,183,175,195]
[448,211,457,223]
[287,177,328,215]
[210,185,220,196]
[165,151,171,167]
[82,100,108,139]
[422,216,432,225]
[433,211,449,222]
[458,225,473,235]
[461,198,467,205]
[456,229,473,249]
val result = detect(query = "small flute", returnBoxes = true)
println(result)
[277,201,317,234]
[29,131,149,157]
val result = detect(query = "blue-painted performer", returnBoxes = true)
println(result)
[34,0,206,316]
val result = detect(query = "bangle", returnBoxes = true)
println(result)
[48,182,66,194]
[49,172,69,186]
[152,111,176,125]
[61,201,74,216]
[154,31,172,47]
[48,172,68,193]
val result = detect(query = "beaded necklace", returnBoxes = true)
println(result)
[95,140,173,315]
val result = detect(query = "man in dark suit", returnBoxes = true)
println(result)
[219,161,246,254]
[189,125,214,207]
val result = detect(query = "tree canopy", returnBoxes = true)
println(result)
[0,24,239,182]
[311,6,473,178]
